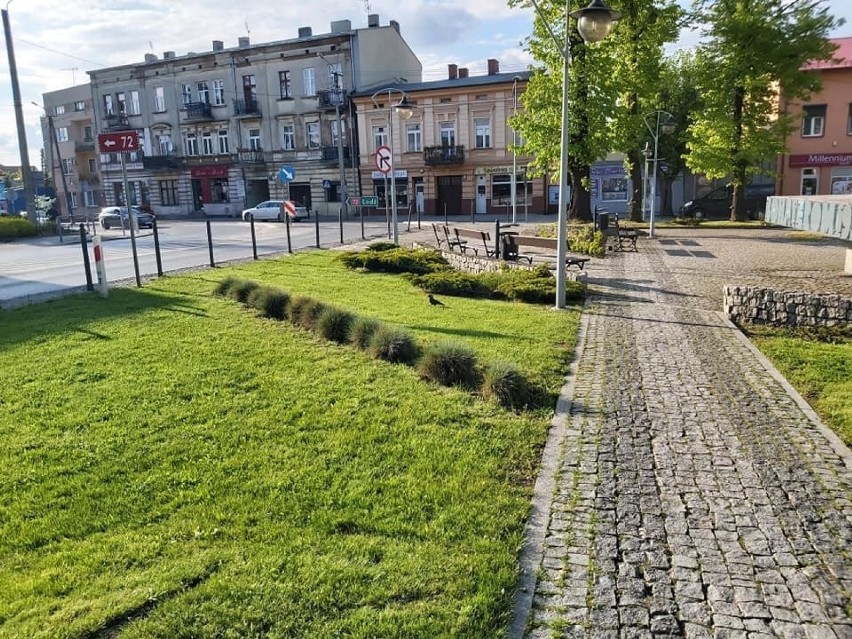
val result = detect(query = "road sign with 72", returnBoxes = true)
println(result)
[375,145,392,174]
[97,131,139,153]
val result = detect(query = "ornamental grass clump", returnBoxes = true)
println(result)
[349,317,383,350]
[317,306,356,344]
[419,341,480,389]
[228,279,260,304]
[289,296,327,330]
[247,286,290,321]
[481,361,531,410]
[369,325,420,365]
[213,276,243,297]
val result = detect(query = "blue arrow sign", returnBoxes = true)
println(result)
[278,166,296,184]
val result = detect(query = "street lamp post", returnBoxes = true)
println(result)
[643,110,676,238]
[511,76,522,225]
[371,88,415,244]
[529,0,621,308]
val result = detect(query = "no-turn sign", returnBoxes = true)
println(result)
[375,145,392,174]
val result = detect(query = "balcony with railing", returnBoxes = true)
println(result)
[317,89,346,111]
[233,98,261,117]
[424,145,465,166]
[103,113,131,130]
[236,149,265,164]
[321,145,350,164]
[184,102,213,121]
[142,152,184,170]
[75,139,95,153]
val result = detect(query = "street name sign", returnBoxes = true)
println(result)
[349,196,379,207]
[97,131,139,153]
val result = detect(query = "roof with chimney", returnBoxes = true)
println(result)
[352,62,531,97]
[802,36,852,71]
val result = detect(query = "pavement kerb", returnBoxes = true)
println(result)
[507,297,592,639]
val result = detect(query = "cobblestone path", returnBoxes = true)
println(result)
[516,238,852,638]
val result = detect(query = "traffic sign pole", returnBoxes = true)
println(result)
[120,152,141,288]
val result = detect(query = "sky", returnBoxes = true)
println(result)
[1,0,850,168]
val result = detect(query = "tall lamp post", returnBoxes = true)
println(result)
[643,110,676,239]
[370,88,415,244]
[511,75,523,225]
[529,0,621,308]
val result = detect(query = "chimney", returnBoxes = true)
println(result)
[458,67,469,78]
[368,13,380,27]
[212,40,224,52]
[331,20,352,33]
[144,53,157,63]
[389,19,400,34]
[238,36,250,48]
[448,64,458,80]
[298,26,313,38]
[163,51,175,60]
[487,59,499,75]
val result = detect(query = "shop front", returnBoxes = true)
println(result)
[788,153,852,196]
[190,165,233,216]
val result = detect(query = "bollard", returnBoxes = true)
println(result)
[249,215,258,260]
[80,225,94,291]
[495,219,501,260]
[206,219,215,267]
[284,208,293,253]
[152,218,163,276]
[444,203,448,225]
[314,209,320,248]
[57,219,64,243]
[338,206,343,245]
[360,206,365,240]
[92,235,108,297]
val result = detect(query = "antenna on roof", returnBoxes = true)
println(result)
[245,21,250,37]
[363,0,371,19]
[61,66,78,84]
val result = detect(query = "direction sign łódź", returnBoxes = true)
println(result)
[97,131,139,153]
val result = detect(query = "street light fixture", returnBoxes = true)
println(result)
[643,110,676,238]
[370,87,415,244]
[529,0,620,308]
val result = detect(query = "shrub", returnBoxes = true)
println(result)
[0,216,37,240]
[227,279,260,304]
[350,317,382,349]
[419,341,479,389]
[493,266,556,304]
[339,246,449,275]
[317,306,356,344]
[367,241,399,252]
[247,286,290,320]
[369,325,420,365]
[481,362,530,409]
[289,296,327,330]
[567,224,606,257]
[213,275,242,297]
[409,270,495,298]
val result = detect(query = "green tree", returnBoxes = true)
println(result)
[687,0,842,221]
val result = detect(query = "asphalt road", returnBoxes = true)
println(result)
[0,216,399,306]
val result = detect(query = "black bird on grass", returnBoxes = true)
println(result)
[428,293,446,307]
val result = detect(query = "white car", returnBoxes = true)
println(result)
[241,200,307,222]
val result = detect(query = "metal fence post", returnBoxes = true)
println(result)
[360,206,365,240]
[152,218,163,276]
[314,208,320,248]
[206,219,215,267]
[338,206,344,244]
[284,209,292,253]
[80,224,94,291]
[250,215,258,260]
[494,219,501,260]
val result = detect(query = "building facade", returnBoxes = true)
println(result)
[84,15,420,217]
[351,61,541,218]
[778,37,852,197]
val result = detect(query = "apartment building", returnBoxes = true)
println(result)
[40,84,100,219]
[778,36,852,197]
[84,15,421,217]
[351,61,538,217]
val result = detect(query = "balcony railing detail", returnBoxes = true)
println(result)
[185,102,213,120]
[142,153,184,170]
[75,139,95,152]
[233,98,261,117]
[317,89,346,111]
[321,146,350,162]
[104,113,130,130]
[237,150,265,164]
[424,145,465,166]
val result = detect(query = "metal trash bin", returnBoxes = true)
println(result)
[597,212,610,232]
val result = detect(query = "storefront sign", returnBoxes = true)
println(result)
[789,153,852,168]
[191,165,230,178]
[371,170,407,179]
[474,165,526,175]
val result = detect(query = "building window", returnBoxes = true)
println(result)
[181,84,192,106]
[153,87,165,112]
[440,121,456,147]
[74,100,86,112]
[281,124,295,150]
[830,168,852,195]
[242,75,257,102]
[406,122,421,152]
[202,132,214,155]
[218,130,229,154]
[474,118,491,148]
[373,125,387,150]
[57,127,69,142]
[103,94,114,116]
[801,105,825,137]
[306,122,320,149]
[159,179,179,206]
[210,79,223,106]
[327,63,342,89]
[185,132,198,156]
[84,190,97,207]
[157,133,172,154]
[601,176,629,201]
[801,167,818,195]
[116,92,127,114]
[210,179,229,203]
[54,104,65,115]
[84,126,93,141]
[69,192,77,209]
[197,81,210,104]
[303,68,316,97]
[88,158,96,172]
[129,90,140,115]
[279,70,292,98]
[248,129,262,151]
[331,119,344,147]
[61,158,74,174]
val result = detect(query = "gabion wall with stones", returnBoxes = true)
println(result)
[723,285,852,327]
[416,245,587,282]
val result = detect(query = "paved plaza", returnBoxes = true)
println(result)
[512,229,852,638]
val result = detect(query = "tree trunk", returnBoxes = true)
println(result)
[628,149,643,221]
[730,85,747,221]
[569,163,592,221]
[660,177,673,217]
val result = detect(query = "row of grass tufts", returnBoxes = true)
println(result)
[214,276,533,409]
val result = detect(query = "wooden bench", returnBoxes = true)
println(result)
[604,218,638,252]
[431,222,446,249]
[452,227,496,257]
[440,224,467,252]
[502,235,591,270]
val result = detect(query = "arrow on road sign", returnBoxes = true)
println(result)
[375,145,393,174]
[278,166,296,184]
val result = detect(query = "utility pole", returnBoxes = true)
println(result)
[34,102,72,219]
[2,7,36,223]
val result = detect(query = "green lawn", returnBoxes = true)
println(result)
[0,251,580,638]
[748,327,852,447]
